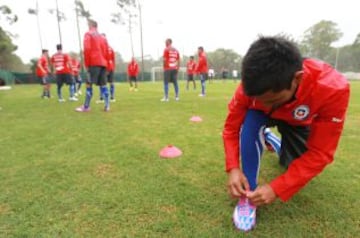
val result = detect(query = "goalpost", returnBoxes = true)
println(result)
[151,67,187,82]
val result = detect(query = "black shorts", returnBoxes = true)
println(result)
[38,75,50,85]
[87,66,107,86]
[267,118,310,167]
[187,74,194,81]
[164,69,178,83]
[107,71,114,83]
[56,73,73,86]
[129,76,137,82]
[74,75,82,83]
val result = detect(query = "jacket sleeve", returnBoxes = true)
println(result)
[222,84,251,172]
[196,57,202,73]
[83,33,91,68]
[270,84,350,201]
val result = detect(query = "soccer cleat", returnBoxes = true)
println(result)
[104,106,110,112]
[69,96,79,101]
[160,97,169,102]
[198,94,205,97]
[232,197,256,232]
[129,87,134,92]
[58,98,66,102]
[77,90,82,95]
[96,99,104,104]
[75,106,90,112]
[134,88,138,92]
[175,97,180,101]
[110,98,116,102]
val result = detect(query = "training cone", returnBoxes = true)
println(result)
[190,116,203,122]
[159,145,182,159]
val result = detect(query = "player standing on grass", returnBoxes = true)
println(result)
[127,57,139,92]
[196,46,208,97]
[223,36,350,231]
[71,55,82,96]
[51,44,77,102]
[161,38,180,102]
[97,34,116,103]
[36,49,51,99]
[76,19,109,112]
[107,42,116,102]
[186,56,196,90]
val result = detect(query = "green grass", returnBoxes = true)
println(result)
[0,80,359,237]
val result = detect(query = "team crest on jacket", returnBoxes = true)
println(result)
[293,105,310,120]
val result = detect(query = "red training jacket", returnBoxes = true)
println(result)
[107,46,115,72]
[71,58,81,76]
[36,55,49,77]
[51,52,72,74]
[186,60,196,75]
[83,27,108,68]
[196,51,208,74]
[222,58,350,201]
[127,60,139,77]
[163,46,180,70]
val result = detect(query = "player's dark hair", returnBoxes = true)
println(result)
[56,44,62,51]
[42,49,48,54]
[88,19,97,27]
[190,56,194,59]
[241,36,303,96]
[198,46,204,51]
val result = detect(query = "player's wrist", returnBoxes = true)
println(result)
[227,167,241,174]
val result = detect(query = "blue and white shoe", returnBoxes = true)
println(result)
[232,197,256,232]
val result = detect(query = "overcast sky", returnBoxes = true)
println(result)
[2,0,360,63]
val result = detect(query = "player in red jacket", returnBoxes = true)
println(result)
[161,38,180,102]
[36,49,51,99]
[224,36,350,231]
[76,19,109,112]
[97,35,116,103]
[71,55,82,96]
[186,56,196,90]
[51,44,77,102]
[127,57,139,91]
[107,44,116,101]
[196,46,208,97]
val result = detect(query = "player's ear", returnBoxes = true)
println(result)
[293,70,303,85]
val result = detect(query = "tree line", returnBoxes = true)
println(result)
[1,2,359,75]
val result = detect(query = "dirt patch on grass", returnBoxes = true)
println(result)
[160,205,177,214]
[94,163,113,178]
[0,203,11,215]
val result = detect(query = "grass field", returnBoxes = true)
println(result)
[0,80,359,237]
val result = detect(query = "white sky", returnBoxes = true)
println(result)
[2,0,360,63]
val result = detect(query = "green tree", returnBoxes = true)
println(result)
[349,33,360,71]
[207,48,242,76]
[111,0,137,56]
[0,5,18,25]
[114,52,125,73]
[0,5,28,72]
[75,0,91,19]
[299,20,343,62]
[74,0,91,72]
